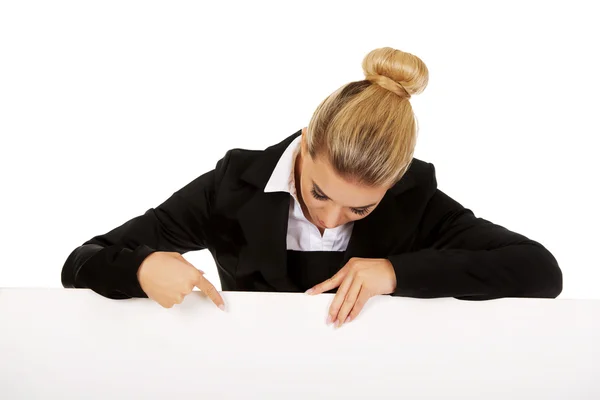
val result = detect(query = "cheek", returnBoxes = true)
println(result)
[306,196,325,210]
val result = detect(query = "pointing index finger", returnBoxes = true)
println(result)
[307,270,346,295]
[195,273,225,310]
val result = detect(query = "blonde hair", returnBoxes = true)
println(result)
[305,47,429,187]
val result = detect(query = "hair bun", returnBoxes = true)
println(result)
[362,47,429,99]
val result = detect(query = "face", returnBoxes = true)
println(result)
[295,128,390,230]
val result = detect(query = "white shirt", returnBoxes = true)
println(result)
[264,136,354,251]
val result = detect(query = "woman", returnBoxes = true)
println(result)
[61,47,562,327]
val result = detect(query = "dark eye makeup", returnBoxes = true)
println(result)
[310,187,371,216]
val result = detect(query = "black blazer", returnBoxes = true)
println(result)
[61,129,562,300]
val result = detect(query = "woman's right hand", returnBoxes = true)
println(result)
[137,251,225,310]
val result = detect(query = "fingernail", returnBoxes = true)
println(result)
[305,288,314,295]
[345,316,351,324]
[335,320,342,328]
[326,315,333,325]
[218,304,225,311]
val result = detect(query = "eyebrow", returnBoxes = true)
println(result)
[312,181,377,209]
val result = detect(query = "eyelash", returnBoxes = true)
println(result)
[352,208,370,216]
[310,187,371,216]
[310,187,328,200]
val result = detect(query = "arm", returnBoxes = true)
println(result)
[61,151,232,299]
[388,167,562,300]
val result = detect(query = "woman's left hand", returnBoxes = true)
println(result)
[306,257,397,327]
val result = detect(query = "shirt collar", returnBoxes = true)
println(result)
[264,135,302,198]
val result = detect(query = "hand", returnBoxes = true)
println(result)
[137,251,225,310]
[306,257,397,327]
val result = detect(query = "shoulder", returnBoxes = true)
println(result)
[388,158,437,198]
[213,130,301,188]
[216,147,261,175]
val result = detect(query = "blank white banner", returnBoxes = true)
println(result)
[1,288,598,399]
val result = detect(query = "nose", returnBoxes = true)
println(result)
[321,206,342,229]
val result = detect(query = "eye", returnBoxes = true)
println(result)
[310,187,328,201]
[351,208,371,216]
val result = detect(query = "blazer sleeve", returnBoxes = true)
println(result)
[387,166,563,300]
[61,150,233,300]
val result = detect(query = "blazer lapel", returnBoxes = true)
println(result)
[236,190,300,291]
[342,161,419,265]
[235,130,303,292]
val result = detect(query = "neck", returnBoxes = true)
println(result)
[294,148,324,235]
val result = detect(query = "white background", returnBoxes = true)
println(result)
[1,1,598,298]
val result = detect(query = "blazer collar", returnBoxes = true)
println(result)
[240,129,303,189]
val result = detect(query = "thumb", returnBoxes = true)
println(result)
[177,254,205,274]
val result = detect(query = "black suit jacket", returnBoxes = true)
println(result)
[61,129,562,300]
